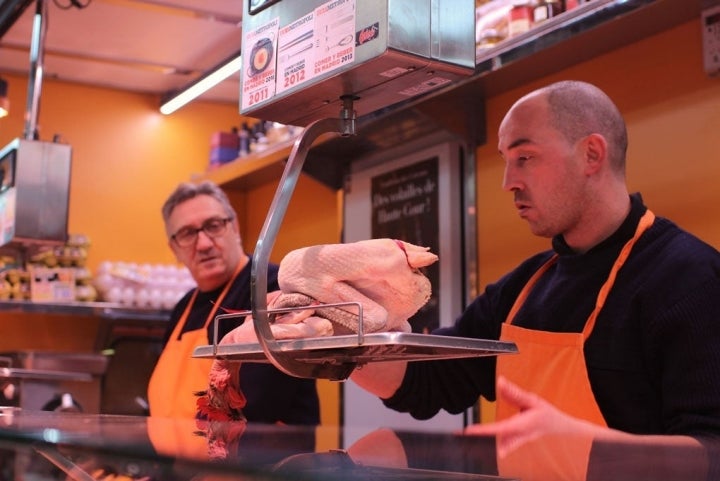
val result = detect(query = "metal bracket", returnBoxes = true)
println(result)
[250,97,357,380]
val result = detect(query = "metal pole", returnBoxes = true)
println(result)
[24,0,47,140]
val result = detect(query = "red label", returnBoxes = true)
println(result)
[356,23,379,46]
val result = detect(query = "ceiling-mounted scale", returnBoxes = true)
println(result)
[193,0,517,380]
[239,0,477,126]
[0,0,72,249]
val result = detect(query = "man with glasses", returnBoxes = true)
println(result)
[147,180,320,424]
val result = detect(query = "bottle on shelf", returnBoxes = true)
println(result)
[564,0,580,10]
[534,0,564,24]
[508,0,534,37]
[238,122,251,158]
[250,121,269,153]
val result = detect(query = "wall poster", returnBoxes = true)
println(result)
[343,141,467,446]
[370,157,439,333]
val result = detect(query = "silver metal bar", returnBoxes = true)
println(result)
[194,332,518,365]
[34,446,98,481]
[210,300,364,355]
[0,367,92,382]
[250,98,356,380]
[24,0,47,140]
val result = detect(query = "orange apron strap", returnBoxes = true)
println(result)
[582,210,655,338]
[506,255,558,326]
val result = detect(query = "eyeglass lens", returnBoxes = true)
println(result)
[174,218,230,246]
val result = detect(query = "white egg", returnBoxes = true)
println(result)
[93,273,114,293]
[162,290,178,310]
[106,286,123,304]
[96,261,113,276]
[135,288,150,308]
[148,289,164,309]
[120,286,135,306]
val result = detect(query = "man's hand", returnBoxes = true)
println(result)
[462,376,603,457]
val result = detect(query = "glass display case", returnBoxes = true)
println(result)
[0,409,717,481]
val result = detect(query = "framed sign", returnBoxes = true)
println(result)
[370,156,440,333]
[342,140,467,445]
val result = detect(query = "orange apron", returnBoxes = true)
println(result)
[148,265,242,419]
[495,210,655,480]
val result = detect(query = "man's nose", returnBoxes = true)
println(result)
[195,229,214,248]
[502,164,521,192]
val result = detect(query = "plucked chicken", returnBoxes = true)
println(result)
[196,238,438,421]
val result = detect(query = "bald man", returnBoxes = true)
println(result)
[350,80,720,441]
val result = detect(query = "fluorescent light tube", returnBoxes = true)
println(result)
[160,54,242,115]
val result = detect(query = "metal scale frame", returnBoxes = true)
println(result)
[192,0,517,380]
[193,97,516,380]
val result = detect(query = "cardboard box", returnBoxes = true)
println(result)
[210,132,239,149]
[30,267,76,302]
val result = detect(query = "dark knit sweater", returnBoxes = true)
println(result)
[163,258,320,426]
[385,194,720,435]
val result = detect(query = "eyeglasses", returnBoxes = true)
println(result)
[171,217,233,247]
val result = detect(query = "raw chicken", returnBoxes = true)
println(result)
[278,238,438,333]
[196,238,438,421]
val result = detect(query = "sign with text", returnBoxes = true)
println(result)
[371,157,440,333]
[242,17,280,110]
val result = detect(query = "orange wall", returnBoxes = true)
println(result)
[0,77,246,271]
[238,176,342,259]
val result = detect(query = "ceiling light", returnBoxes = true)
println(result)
[0,77,8,118]
[160,52,242,115]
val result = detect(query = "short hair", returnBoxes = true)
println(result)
[161,180,236,225]
[540,80,628,173]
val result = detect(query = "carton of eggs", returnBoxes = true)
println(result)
[94,261,196,310]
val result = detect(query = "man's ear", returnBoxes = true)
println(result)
[583,133,607,175]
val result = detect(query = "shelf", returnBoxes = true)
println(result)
[196,0,701,192]
[469,0,701,98]
[0,300,170,322]
[196,136,297,191]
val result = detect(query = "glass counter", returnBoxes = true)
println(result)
[0,409,718,480]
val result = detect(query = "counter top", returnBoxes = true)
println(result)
[0,410,716,481]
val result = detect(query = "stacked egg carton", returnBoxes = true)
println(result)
[93,261,196,310]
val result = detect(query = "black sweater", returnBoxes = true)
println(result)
[164,259,320,426]
[385,194,720,435]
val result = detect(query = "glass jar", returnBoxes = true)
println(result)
[534,0,564,24]
[509,1,534,37]
[564,0,579,10]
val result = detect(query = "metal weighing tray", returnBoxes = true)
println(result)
[194,303,517,380]
[194,332,517,365]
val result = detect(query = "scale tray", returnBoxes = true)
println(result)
[193,332,517,365]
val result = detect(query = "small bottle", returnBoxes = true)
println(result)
[250,121,269,153]
[564,0,579,10]
[534,0,563,24]
[238,123,250,157]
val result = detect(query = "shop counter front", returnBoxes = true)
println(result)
[0,408,717,481]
